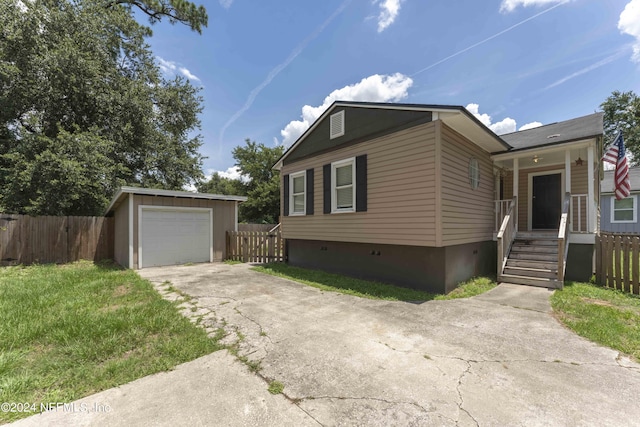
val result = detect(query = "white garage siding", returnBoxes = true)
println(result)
[139,207,213,268]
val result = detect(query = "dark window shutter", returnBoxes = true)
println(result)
[323,164,331,214]
[306,168,314,215]
[283,174,290,216]
[356,155,367,212]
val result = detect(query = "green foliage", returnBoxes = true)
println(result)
[198,139,283,223]
[267,380,284,395]
[601,90,640,163]
[253,263,436,302]
[106,0,208,33]
[0,0,205,215]
[198,172,247,196]
[551,281,640,360]
[434,277,497,300]
[0,261,220,423]
[233,140,284,223]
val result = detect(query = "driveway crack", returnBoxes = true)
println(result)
[455,361,479,427]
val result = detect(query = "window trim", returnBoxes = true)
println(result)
[469,157,480,190]
[289,171,306,216]
[610,195,637,224]
[331,157,356,213]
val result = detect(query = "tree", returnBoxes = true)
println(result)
[106,0,208,33]
[601,90,640,163]
[198,140,284,223]
[197,172,246,196]
[0,0,206,215]
[233,140,284,224]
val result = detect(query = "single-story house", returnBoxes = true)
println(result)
[105,187,247,269]
[600,167,640,234]
[274,101,602,293]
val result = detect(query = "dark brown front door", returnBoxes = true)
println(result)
[532,173,561,229]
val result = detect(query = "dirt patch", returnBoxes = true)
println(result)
[581,297,614,307]
[113,284,130,297]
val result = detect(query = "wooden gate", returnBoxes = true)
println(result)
[595,233,640,295]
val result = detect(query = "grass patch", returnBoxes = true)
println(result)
[267,380,284,395]
[551,281,640,361]
[0,261,221,423]
[253,263,435,302]
[223,260,243,265]
[434,277,497,300]
[253,263,496,302]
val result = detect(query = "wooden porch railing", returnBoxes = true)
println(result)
[570,194,588,233]
[557,192,571,286]
[494,199,512,232]
[497,196,517,280]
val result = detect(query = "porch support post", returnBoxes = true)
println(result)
[565,149,572,193]
[587,145,595,232]
[513,158,519,232]
[494,169,500,200]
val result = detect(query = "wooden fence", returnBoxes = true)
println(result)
[0,214,113,266]
[595,233,640,295]
[226,229,285,263]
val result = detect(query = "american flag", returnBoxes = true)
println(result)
[602,132,631,200]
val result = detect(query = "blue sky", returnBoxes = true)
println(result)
[145,0,640,181]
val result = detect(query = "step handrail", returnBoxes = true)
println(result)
[557,192,571,287]
[497,196,517,280]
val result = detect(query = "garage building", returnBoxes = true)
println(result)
[105,187,247,269]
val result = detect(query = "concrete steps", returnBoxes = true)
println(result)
[500,233,562,289]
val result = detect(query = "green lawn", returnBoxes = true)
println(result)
[0,261,221,423]
[252,263,495,302]
[551,281,640,361]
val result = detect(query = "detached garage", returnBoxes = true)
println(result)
[105,187,247,269]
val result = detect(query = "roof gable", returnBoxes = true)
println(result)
[275,101,510,168]
[602,167,640,194]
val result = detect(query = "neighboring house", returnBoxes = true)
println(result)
[105,187,247,269]
[274,102,602,293]
[600,167,640,234]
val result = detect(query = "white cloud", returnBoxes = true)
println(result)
[519,121,543,131]
[279,73,413,147]
[203,166,249,183]
[156,56,201,82]
[219,0,234,9]
[178,67,200,81]
[499,0,567,14]
[619,0,640,62]
[376,0,402,32]
[466,103,518,135]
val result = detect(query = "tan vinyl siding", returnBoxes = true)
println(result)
[132,195,236,268]
[113,198,129,268]
[440,123,494,245]
[281,121,437,246]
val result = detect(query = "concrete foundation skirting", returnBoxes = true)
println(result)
[287,239,496,294]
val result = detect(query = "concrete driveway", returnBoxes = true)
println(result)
[14,263,640,426]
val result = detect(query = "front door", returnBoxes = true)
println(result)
[532,173,561,229]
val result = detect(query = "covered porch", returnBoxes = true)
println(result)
[491,140,600,288]
[492,142,598,241]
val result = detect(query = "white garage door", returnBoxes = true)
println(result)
[140,208,212,268]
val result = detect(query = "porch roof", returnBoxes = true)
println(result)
[498,112,603,153]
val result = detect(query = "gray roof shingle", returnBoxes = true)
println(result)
[500,112,603,152]
[602,167,640,194]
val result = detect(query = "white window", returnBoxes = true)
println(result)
[611,195,637,223]
[331,158,355,213]
[469,157,480,190]
[290,171,306,215]
[330,110,345,139]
